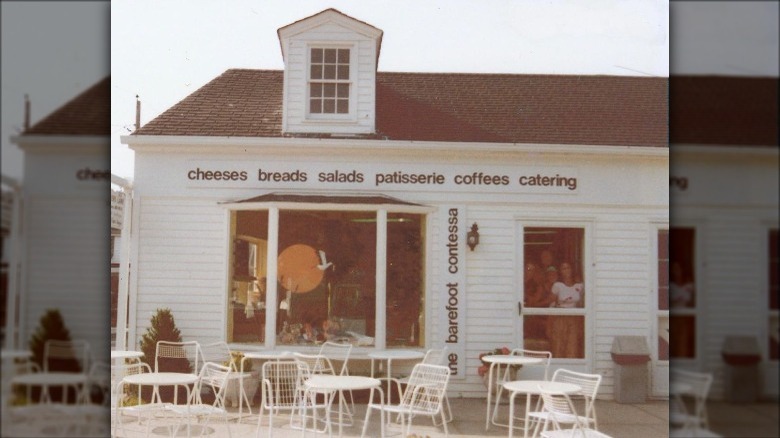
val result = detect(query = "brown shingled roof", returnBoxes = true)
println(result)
[135,70,668,147]
[23,77,110,136]
[670,76,778,146]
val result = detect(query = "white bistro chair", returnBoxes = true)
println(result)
[529,368,602,433]
[166,362,233,438]
[537,387,612,438]
[363,363,451,437]
[670,369,719,437]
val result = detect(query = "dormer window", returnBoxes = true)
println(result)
[308,47,352,116]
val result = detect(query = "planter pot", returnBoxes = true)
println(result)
[224,371,259,408]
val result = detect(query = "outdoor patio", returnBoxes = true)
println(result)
[106,397,673,438]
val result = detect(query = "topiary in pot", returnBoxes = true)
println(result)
[138,308,191,402]
[29,309,81,373]
[28,309,80,402]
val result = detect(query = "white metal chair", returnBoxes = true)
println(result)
[255,359,325,437]
[537,387,612,438]
[492,348,552,421]
[363,363,451,437]
[166,362,233,437]
[43,339,91,374]
[318,341,357,418]
[529,368,602,434]
[112,361,153,438]
[395,346,453,424]
[670,369,716,436]
[292,352,349,428]
[199,341,253,414]
[155,340,201,374]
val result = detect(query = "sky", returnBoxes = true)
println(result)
[1,1,109,182]
[109,0,670,179]
[1,2,778,182]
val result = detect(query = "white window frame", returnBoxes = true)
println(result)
[515,219,593,366]
[306,44,356,121]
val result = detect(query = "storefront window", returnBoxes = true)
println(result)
[670,227,696,359]
[228,208,426,348]
[386,213,425,347]
[522,227,585,359]
[769,229,778,361]
[228,210,269,344]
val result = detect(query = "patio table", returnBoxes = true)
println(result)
[12,371,88,404]
[504,380,581,438]
[481,354,543,430]
[302,375,383,438]
[120,372,198,437]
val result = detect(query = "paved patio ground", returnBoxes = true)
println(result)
[6,397,778,437]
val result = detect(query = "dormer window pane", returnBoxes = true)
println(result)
[323,100,335,113]
[337,66,349,80]
[324,65,336,80]
[311,48,323,63]
[309,47,351,115]
[311,65,322,79]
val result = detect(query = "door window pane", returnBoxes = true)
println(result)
[523,227,585,359]
[386,213,425,347]
[670,227,696,359]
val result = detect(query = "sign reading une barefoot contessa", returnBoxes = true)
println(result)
[440,206,466,379]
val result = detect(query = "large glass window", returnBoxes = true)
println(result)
[522,227,585,359]
[669,227,696,359]
[309,48,350,115]
[228,209,425,348]
[228,210,269,344]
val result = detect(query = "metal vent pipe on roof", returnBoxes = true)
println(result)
[24,94,30,131]
[135,95,141,131]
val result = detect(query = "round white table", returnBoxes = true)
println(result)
[302,375,383,438]
[110,350,144,362]
[12,372,88,404]
[481,355,543,430]
[122,372,198,405]
[237,350,292,419]
[504,380,581,438]
[368,349,424,405]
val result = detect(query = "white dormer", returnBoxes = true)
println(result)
[277,9,383,135]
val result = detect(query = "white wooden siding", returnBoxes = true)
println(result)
[132,198,227,347]
[24,196,110,363]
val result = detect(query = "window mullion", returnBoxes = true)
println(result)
[375,210,387,349]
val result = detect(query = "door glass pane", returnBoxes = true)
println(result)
[670,227,695,359]
[523,227,585,359]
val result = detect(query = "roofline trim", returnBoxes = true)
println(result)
[121,135,669,158]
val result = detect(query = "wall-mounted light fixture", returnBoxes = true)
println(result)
[467,223,480,251]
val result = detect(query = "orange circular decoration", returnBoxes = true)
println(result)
[277,244,324,293]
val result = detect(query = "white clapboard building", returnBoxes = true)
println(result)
[119,9,668,399]
[669,76,779,400]
[7,77,111,363]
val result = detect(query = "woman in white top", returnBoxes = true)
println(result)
[551,262,584,308]
[549,261,585,358]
